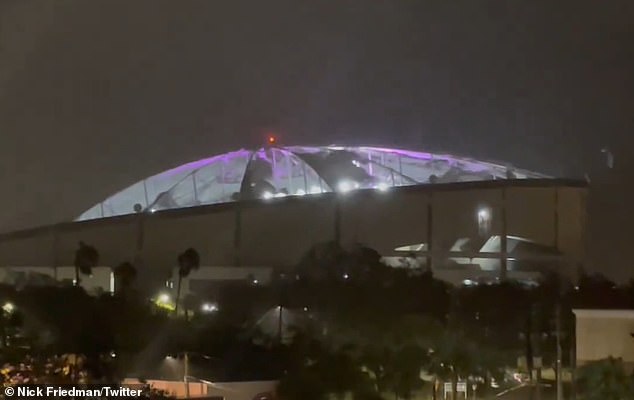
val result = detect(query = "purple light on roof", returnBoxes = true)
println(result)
[76,144,549,222]
[254,148,271,163]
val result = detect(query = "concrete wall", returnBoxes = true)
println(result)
[574,309,634,369]
[0,180,587,288]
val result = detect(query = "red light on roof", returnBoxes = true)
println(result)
[267,135,276,144]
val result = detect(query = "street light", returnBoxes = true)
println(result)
[200,302,218,313]
[164,352,217,399]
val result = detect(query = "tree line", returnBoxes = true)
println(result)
[2,240,634,399]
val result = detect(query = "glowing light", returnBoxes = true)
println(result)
[252,279,259,285]
[477,206,492,236]
[2,302,14,313]
[337,180,355,193]
[201,302,219,313]
[274,192,286,198]
[154,293,175,311]
[267,135,276,144]
[262,191,274,200]
[343,273,350,280]
[376,182,389,191]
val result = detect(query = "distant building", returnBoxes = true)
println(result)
[573,309,634,372]
[0,146,587,291]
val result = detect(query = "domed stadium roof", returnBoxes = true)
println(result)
[77,146,549,221]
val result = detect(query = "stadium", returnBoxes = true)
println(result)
[0,145,587,294]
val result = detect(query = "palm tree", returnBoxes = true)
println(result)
[113,262,137,294]
[73,241,99,287]
[175,248,200,316]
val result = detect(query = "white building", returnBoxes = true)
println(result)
[573,309,634,372]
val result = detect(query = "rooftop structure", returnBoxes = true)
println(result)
[78,146,547,221]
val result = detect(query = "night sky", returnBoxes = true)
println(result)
[1,1,632,279]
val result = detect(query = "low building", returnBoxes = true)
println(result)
[124,378,276,400]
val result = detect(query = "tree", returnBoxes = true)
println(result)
[427,332,476,400]
[359,343,427,399]
[277,332,371,400]
[279,243,455,399]
[73,242,99,286]
[113,262,137,294]
[573,272,625,309]
[296,241,347,281]
[175,248,200,316]
[577,357,634,400]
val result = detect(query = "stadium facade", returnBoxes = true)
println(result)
[0,146,587,293]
